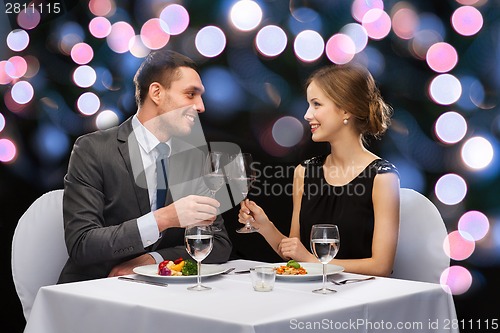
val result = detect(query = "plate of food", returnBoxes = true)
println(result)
[273,260,344,280]
[133,258,226,280]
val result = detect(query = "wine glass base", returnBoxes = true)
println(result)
[312,287,337,294]
[236,225,259,233]
[187,284,212,291]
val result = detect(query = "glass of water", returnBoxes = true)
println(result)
[310,224,340,294]
[185,225,214,291]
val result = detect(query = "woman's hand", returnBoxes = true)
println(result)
[238,199,271,231]
[278,237,316,262]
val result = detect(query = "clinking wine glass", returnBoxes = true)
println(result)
[203,152,228,232]
[203,151,227,199]
[185,225,214,291]
[229,153,257,233]
[310,224,340,294]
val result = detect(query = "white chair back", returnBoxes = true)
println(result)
[11,189,68,320]
[391,188,449,283]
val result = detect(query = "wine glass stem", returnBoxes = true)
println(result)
[243,192,249,225]
[197,260,202,287]
[322,263,327,290]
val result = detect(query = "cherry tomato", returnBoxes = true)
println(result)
[158,260,169,270]
[173,257,184,265]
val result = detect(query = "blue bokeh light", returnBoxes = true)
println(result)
[417,12,446,40]
[272,116,304,147]
[353,46,385,77]
[34,125,70,162]
[390,157,426,192]
[201,66,245,118]
[457,75,483,111]
[287,7,322,36]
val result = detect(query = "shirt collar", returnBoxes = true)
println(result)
[132,114,171,156]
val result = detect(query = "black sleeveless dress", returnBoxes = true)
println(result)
[299,155,398,259]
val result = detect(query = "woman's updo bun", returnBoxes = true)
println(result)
[306,64,392,142]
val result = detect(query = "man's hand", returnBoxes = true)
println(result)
[108,253,156,277]
[155,195,219,230]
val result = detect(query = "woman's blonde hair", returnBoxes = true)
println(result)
[306,64,392,143]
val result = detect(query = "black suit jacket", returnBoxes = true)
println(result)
[58,117,232,283]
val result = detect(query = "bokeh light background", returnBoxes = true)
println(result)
[1,0,499,331]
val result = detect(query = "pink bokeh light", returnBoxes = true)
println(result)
[259,125,289,157]
[440,266,473,295]
[458,210,490,241]
[0,61,15,84]
[451,6,483,36]
[89,17,112,39]
[392,7,419,40]
[71,43,94,65]
[89,0,114,17]
[6,56,28,78]
[362,9,391,40]
[140,18,171,50]
[17,8,41,30]
[0,138,17,163]
[107,21,135,54]
[325,34,355,64]
[426,42,458,73]
[351,0,384,23]
[455,0,481,5]
[444,230,475,260]
[3,90,26,113]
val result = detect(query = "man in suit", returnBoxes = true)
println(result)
[58,49,232,283]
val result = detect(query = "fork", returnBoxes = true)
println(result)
[221,267,235,275]
[330,276,375,285]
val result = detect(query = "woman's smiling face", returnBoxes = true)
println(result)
[304,80,345,143]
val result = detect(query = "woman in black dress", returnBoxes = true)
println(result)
[239,64,400,276]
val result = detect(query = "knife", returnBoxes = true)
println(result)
[234,269,251,274]
[118,276,168,287]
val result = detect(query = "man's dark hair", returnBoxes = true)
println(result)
[133,49,198,107]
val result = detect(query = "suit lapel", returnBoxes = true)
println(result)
[117,117,151,214]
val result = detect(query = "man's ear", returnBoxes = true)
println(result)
[148,82,162,106]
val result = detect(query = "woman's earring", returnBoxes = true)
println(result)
[343,118,349,125]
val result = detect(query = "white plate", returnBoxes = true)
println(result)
[273,262,344,280]
[133,264,226,280]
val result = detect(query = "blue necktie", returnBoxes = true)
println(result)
[156,143,170,209]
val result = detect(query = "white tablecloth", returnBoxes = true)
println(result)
[25,260,458,333]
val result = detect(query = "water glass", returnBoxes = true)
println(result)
[310,224,340,294]
[185,225,214,291]
[250,266,276,292]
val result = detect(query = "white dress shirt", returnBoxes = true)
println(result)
[132,115,171,263]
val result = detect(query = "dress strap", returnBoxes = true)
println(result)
[301,155,327,180]
[300,154,327,167]
[371,159,399,176]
